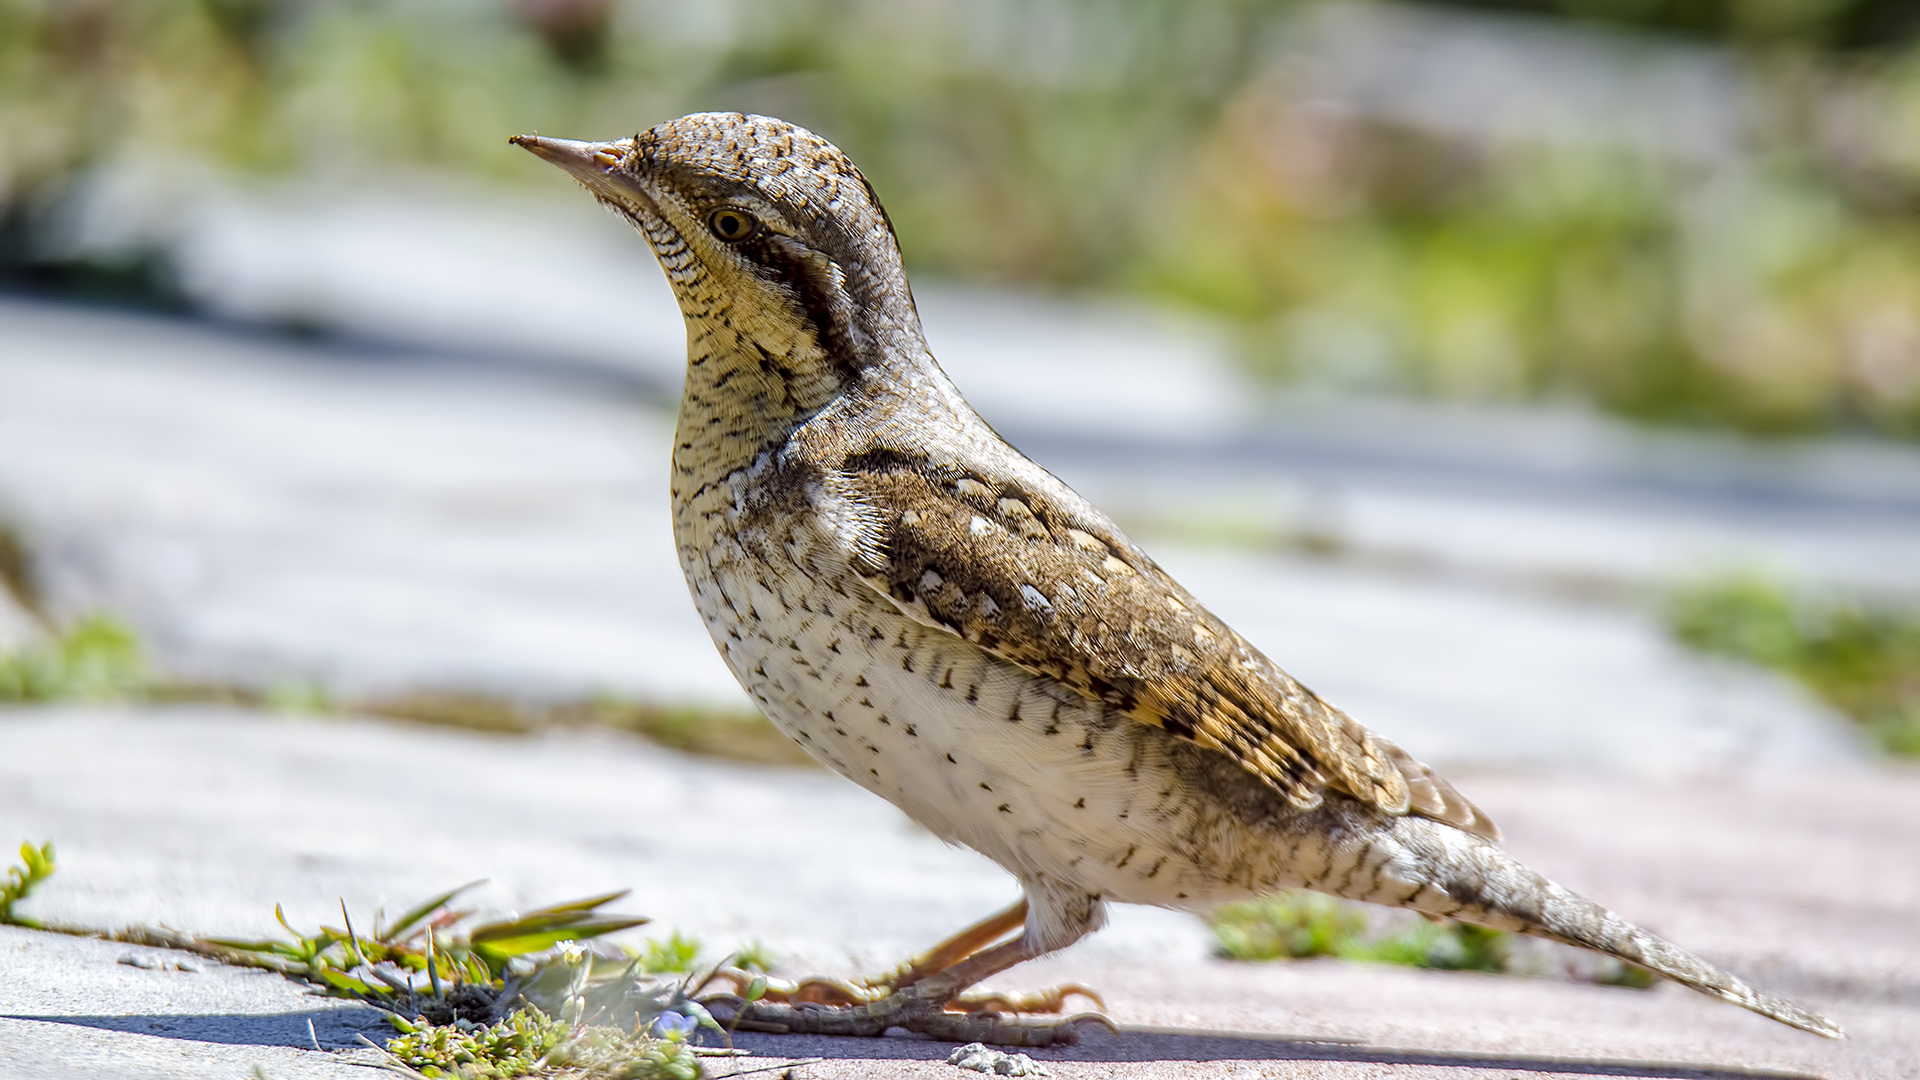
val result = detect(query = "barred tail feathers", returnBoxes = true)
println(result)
[1328,814,1844,1039]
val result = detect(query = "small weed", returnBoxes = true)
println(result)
[1210,890,1652,987]
[384,1005,568,1079]
[635,932,702,975]
[1666,574,1920,757]
[4,843,770,1078]
[183,882,652,1024]
[727,941,776,974]
[1210,891,1365,962]
[0,840,55,927]
[0,615,144,703]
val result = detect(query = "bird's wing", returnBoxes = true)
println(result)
[826,447,1499,840]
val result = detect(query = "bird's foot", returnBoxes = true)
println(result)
[706,968,1101,1016]
[952,983,1105,1014]
[706,968,890,1007]
[700,977,1115,1047]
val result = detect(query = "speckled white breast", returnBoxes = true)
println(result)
[670,458,1325,916]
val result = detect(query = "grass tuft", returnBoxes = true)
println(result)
[1666,574,1920,757]
[635,931,703,975]
[3,840,768,1078]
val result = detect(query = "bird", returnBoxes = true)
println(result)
[511,113,1843,1047]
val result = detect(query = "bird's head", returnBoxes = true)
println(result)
[512,113,924,401]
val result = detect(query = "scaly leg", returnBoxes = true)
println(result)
[709,898,1039,1006]
[702,888,1114,1047]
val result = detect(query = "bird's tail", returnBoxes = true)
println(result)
[1331,815,1844,1039]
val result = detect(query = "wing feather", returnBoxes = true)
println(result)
[829,454,1497,839]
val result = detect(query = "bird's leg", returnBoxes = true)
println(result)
[707,899,1031,1007]
[703,888,1114,1047]
[883,898,1030,988]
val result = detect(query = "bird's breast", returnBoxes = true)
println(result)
[670,454,1347,910]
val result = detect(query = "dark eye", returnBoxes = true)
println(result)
[706,207,760,243]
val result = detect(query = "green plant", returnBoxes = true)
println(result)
[1209,889,1654,987]
[0,843,831,1079]
[376,938,719,1079]
[0,840,55,927]
[0,615,144,703]
[1666,574,1920,756]
[1210,891,1509,972]
[1210,890,1367,961]
[635,932,702,975]
[385,1005,569,1079]
[189,884,648,1017]
[726,940,776,974]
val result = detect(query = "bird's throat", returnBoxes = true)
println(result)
[669,300,848,513]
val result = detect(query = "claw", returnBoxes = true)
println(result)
[705,967,888,1007]
[952,983,1106,1014]
[700,988,1111,1048]
[786,977,888,1006]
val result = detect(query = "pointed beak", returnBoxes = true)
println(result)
[510,134,641,203]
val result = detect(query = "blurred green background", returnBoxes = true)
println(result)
[5,0,1920,435]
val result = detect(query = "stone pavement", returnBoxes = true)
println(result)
[48,173,1920,598]
[4,188,1919,1077]
[0,296,1869,772]
[1,706,1914,1079]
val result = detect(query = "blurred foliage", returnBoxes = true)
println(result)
[1667,573,1920,755]
[1144,91,1920,434]
[1212,889,1513,970]
[0,839,56,928]
[634,931,703,975]
[3,0,1920,434]
[1211,889,1656,986]
[0,614,144,703]
[1428,0,1920,48]
[362,691,819,767]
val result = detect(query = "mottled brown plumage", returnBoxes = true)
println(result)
[512,113,1840,1046]
[837,449,1495,833]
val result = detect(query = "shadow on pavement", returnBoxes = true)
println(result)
[4,1007,389,1051]
[6,1012,1823,1078]
[728,1026,1822,1080]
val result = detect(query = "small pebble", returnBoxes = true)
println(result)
[116,952,200,973]
[947,1041,1051,1077]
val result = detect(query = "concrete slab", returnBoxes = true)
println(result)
[0,705,1912,1079]
[0,928,383,1080]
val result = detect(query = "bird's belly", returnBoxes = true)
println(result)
[683,541,1307,911]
